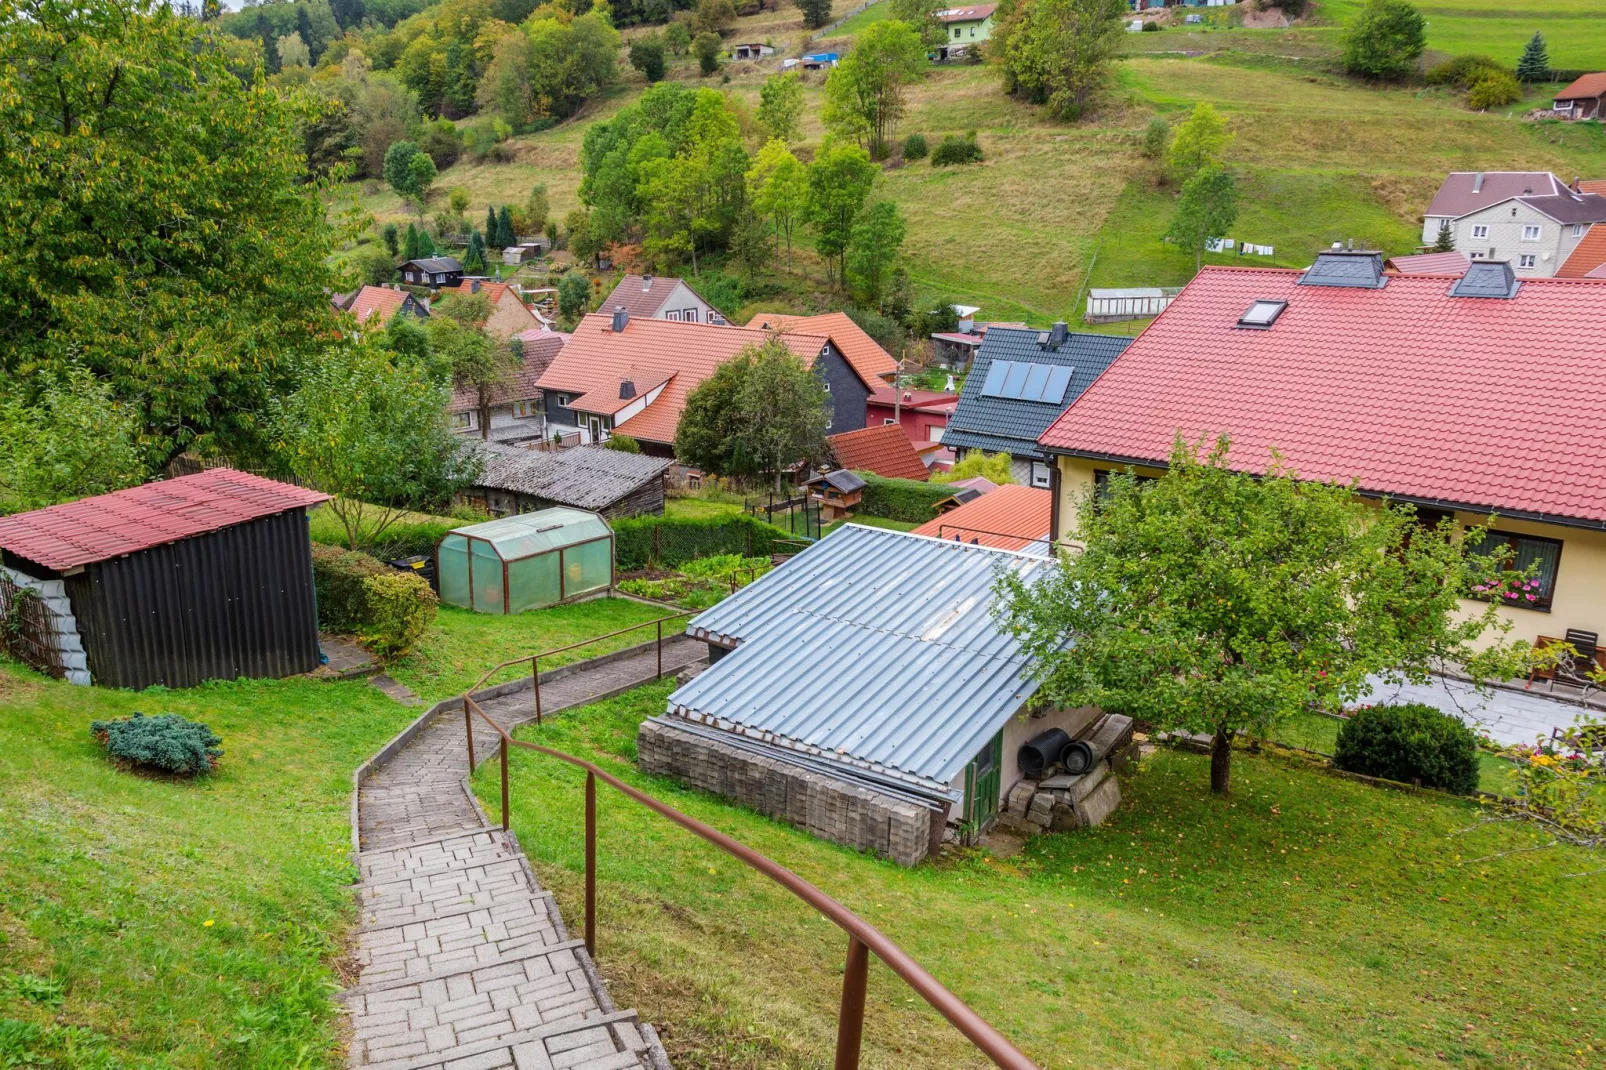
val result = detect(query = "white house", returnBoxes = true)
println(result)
[1419,172,1606,277]
[596,274,725,325]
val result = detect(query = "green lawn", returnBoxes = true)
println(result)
[482,681,1606,1069]
[0,665,415,1068]
[822,514,920,538]
[822,0,891,39]
[1316,0,1606,69]
[1267,712,1516,796]
[662,495,747,520]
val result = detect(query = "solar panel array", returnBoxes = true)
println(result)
[979,360,1074,404]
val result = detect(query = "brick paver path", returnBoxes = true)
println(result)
[344,636,704,1070]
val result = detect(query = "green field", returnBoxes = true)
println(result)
[483,681,1606,1069]
[1317,0,1606,69]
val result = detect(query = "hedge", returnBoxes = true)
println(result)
[311,543,438,656]
[853,472,952,524]
[613,513,797,571]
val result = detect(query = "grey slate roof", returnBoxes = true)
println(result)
[807,469,867,493]
[943,327,1132,462]
[406,256,463,273]
[467,442,671,511]
[669,525,1054,800]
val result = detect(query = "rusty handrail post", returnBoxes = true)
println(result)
[533,654,543,726]
[584,770,597,954]
[464,698,476,771]
[655,619,663,680]
[499,736,510,831]
[834,936,869,1070]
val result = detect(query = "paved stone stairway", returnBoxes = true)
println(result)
[344,636,704,1070]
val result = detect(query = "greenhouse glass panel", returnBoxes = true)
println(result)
[562,537,613,598]
[471,537,505,615]
[508,552,562,614]
[438,534,470,608]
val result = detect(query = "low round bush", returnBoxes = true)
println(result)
[902,133,929,161]
[1333,703,1479,794]
[931,132,984,167]
[1467,71,1522,110]
[1424,53,1508,90]
[1142,20,1159,30]
[92,712,223,777]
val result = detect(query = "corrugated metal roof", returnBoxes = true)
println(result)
[468,442,671,510]
[669,525,1054,796]
[943,328,1131,462]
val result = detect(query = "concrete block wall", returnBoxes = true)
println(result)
[638,719,933,865]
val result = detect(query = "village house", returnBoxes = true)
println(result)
[637,524,1103,864]
[439,279,543,338]
[827,422,931,481]
[866,385,959,449]
[730,42,774,59]
[910,482,1051,553]
[599,273,725,324]
[744,311,899,385]
[1552,73,1606,120]
[1419,172,1606,277]
[943,322,1132,488]
[459,441,672,521]
[447,329,567,443]
[331,284,430,329]
[533,310,876,453]
[928,305,1027,370]
[1037,252,1606,657]
[400,255,464,289]
[934,4,995,58]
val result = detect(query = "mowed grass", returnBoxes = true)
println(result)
[482,680,1606,1068]
[1317,0,1606,69]
[0,666,415,1068]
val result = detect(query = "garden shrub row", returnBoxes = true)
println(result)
[311,543,439,656]
[612,513,796,571]
[853,472,952,524]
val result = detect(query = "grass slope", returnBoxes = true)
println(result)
[482,681,1606,1069]
[0,667,414,1068]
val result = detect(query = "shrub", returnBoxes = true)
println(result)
[629,37,666,83]
[931,132,984,167]
[902,133,929,161]
[693,31,722,75]
[311,543,438,656]
[1141,116,1171,160]
[855,472,952,523]
[602,434,642,453]
[612,514,795,570]
[1142,20,1159,30]
[1333,703,1480,794]
[92,712,223,777]
[1425,53,1508,89]
[1467,71,1522,110]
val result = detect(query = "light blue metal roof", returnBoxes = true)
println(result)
[668,525,1055,798]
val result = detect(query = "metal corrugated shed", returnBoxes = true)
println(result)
[942,327,1131,462]
[668,525,1054,799]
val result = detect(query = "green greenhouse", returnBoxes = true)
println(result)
[436,509,615,614]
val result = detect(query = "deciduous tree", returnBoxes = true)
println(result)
[757,71,805,143]
[747,139,808,269]
[993,0,1123,121]
[822,20,927,159]
[795,0,830,29]
[630,36,667,82]
[1166,101,1231,181]
[558,270,592,323]
[0,368,147,514]
[804,139,877,284]
[889,0,947,49]
[845,200,906,307]
[1164,165,1239,272]
[692,30,722,75]
[674,336,828,489]
[1341,0,1426,81]
[998,436,1525,797]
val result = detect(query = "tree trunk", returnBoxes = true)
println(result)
[1210,726,1233,796]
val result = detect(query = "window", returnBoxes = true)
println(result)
[953,25,961,37]
[1471,225,1489,240]
[1469,251,1486,260]
[1519,254,1536,268]
[1030,462,1052,489]
[969,25,976,35]
[683,308,699,322]
[979,360,1074,403]
[1574,224,1587,238]
[512,400,535,419]
[665,310,679,322]
[549,393,568,407]
[451,411,475,430]
[883,418,898,425]
[1236,299,1287,329]
[1467,531,1562,611]
[928,425,945,443]
[1522,225,1541,241]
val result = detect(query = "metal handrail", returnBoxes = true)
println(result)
[461,695,1039,1070]
[465,609,696,726]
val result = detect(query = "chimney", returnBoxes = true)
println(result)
[1346,238,1354,251]
[1574,176,1582,192]
[1472,172,1485,193]
[619,379,636,400]
[1047,320,1069,349]
[610,306,629,332]
[470,279,481,294]
[641,274,653,291]
[1522,186,1533,196]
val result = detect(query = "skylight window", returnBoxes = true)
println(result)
[1236,300,1287,329]
[980,361,1075,403]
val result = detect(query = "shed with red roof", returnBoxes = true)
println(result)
[0,469,330,689]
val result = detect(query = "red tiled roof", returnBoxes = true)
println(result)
[448,331,568,414]
[1038,266,1606,525]
[746,312,899,386]
[571,373,674,416]
[910,484,1050,550]
[1581,180,1606,196]
[348,285,409,326]
[936,3,996,20]
[1557,224,1606,278]
[0,469,329,572]
[1386,251,1469,276]
[1556,73,1606,100]
[868,386,959,414]
[829,423,931,481]
[535,315,828,445]
[442,280,517,304]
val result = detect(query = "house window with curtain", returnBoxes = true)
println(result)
[1468,530,1562,611]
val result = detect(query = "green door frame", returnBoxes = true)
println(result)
[963,730,1004,831]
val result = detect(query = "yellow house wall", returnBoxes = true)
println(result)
[1050,454,1606,648]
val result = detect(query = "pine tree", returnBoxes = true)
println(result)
[464,229,487,274]
[1431,219,1455,253]
[497,205,515,247]
[484,206,499,245]
[416,229,438,257]
[403,222,421,261]
[1516,32,1550,83]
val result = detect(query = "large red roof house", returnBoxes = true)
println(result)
[1037,252,1606,646]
